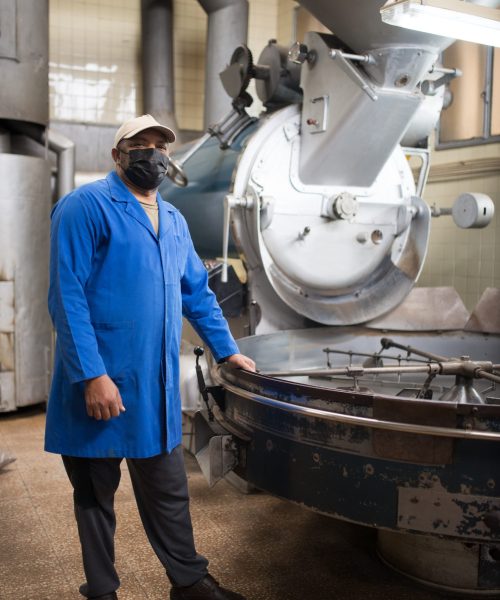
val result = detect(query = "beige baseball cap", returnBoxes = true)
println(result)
[114,114,176,148]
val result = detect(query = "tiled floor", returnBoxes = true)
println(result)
[0,406,444,600]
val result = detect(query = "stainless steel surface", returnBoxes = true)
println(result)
[452,193,495,229]
[466,288,500,334]
[439,375,486,403]
[402,88,445,146]
[193,412,238,487]
[367,287,470,330]
[0,155,52,411]
[0,0,49,125]
[241,326,498,364]
[198,0,249,128]
[212,372,500,440]
[298,32,427,188]
[297,0,453,53]
[166,0,493,329]
[141,0,180,137]
[229,104,431,326]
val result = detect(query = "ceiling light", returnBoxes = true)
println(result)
[380,0,500,47]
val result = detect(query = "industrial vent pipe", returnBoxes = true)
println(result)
[7,122,75,202]
[198,0,249,128]
[141,0,180,141]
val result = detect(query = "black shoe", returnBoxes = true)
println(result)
[170,574,246,600]
[79,583,118,599]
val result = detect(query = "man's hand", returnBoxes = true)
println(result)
[85,374,126,420]
[225,353,256,372]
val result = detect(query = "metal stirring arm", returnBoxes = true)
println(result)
[264,359,499,383]
[380,337,452,362]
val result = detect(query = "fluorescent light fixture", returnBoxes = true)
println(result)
[380,0,500,47]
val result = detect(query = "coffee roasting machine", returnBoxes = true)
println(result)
[160,0,500,595]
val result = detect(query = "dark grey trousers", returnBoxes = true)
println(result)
[62,447,208,598]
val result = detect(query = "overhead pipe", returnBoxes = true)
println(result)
[141,0,180,142]
[198,0,249,128]
[46,129,76,202]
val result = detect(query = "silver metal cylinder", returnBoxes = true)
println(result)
[297,0,453,54]
[198,0,249,127]
[141,0,180,134]
[0,155,52,412]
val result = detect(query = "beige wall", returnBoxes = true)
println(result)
[277,0,296,45]
[418,142,500,311]
[173,0,206,131]
[49,0,142,124]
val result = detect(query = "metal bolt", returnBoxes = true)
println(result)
[288,42,310,65]
[395,73,410,87]
[298,226,311,241]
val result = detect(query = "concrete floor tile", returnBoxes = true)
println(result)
[0,581,78,600]
[15,451,64,472]
[0,496,44,540]
[115,573,150,599]
[0,466,29,500]
[0,409,467,600]
[133,569,172,600]
[0,555,66,597]
[116,542,162,574]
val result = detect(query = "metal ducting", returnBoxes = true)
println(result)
[141,0,180,140]
[198,0,249,128]
[47,130,76,202]
[8,121,75,202]
[0,0,58,412]
[297,0,453,53]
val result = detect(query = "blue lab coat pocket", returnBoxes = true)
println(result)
[92,321,134,380]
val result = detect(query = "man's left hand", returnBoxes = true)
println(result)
[225,353,256,372]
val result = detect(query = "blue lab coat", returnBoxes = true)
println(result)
[44,171,239,457]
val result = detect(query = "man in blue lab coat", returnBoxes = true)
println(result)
[45,114,255,600]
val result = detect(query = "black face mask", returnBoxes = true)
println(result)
[120,148,169,190]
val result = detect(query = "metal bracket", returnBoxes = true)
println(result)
[330,51,378,101]
[222,194,253,282]
[194,346,225,420]
[194,411,238,487]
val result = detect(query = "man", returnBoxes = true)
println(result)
[45,114,256,600]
